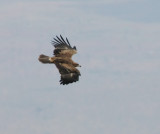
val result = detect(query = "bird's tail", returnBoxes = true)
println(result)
[38,54,53,63]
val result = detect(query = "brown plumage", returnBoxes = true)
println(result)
[38,35,81,85]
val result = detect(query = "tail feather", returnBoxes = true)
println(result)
[38,54,52,63]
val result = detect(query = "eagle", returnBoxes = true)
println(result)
[38,35,81,85]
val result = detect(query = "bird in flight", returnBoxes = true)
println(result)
[38,35,81,85]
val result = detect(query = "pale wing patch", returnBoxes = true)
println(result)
[59,49,77,57]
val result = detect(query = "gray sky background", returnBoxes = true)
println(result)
[1,0,160,134]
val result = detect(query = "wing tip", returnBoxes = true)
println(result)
[51,35,76,50]
[60,73,80,85]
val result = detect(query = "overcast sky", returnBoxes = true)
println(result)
[1,0,160,134]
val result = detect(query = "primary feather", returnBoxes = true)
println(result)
[38,35,81,85]
[52,35,77,58]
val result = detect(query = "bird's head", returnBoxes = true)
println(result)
[77,64,81,67]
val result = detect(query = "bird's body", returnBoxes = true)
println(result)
[38,35,81,85]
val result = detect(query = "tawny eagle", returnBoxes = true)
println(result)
[38,35,81,85]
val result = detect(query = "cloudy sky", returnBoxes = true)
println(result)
[1,0,160,134]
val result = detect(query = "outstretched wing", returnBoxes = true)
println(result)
[52,35,77,58]
[55,63,81,85]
